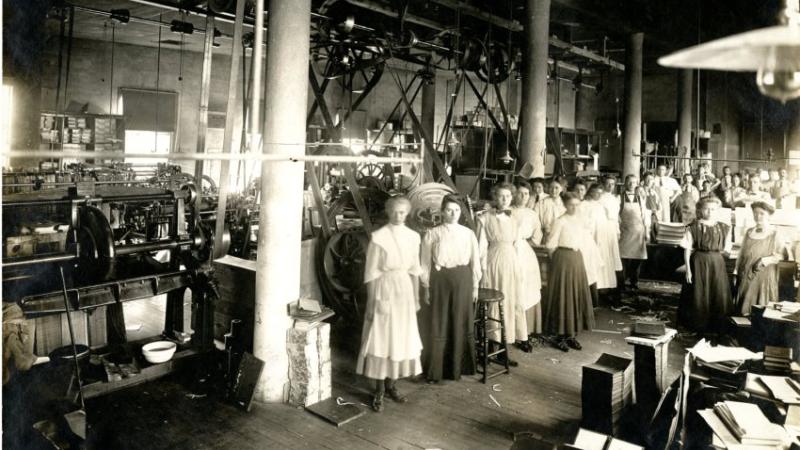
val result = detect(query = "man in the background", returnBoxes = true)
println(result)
[655,164,681,222]
[771,168,794,209]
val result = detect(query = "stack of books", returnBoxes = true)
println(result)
[288,298,335,332]
[700,401,788,448]
[655,222,685,245]
[693,359,748,391]
[581,354,634,435]
[763,346,793,373]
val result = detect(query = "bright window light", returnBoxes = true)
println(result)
[1,84,13,167]
[125,130,173,166]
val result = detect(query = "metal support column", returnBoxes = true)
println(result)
[421,73,436,183]
[253,0,312,403]
[677,69,693,175]
[623,32,644,178]
[519,0,550,178]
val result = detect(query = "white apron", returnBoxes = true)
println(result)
[619,195,648,260]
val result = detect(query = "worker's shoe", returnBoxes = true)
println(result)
[554,339,569,352]
[386,386,408,403]
[566,337,582,350]
[371,392,384,412]
[515,340,533,353]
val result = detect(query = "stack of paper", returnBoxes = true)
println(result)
[581,354,634,435]
[655,221,685,245]
[701,401,788,448]
[756,375,800,404]
[570,428,643,450]
[764,346,794,373]
[689,339,761,363]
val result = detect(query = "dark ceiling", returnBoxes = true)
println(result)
[3,0,791,78]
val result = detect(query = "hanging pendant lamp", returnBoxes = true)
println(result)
[658,0,800,103]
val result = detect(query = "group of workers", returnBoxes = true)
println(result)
[353,164,796,413]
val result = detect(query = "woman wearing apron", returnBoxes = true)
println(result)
[357,196,423,412]
[680,197,733,334]
[735,201,786,315]
[619,175,650,291]
[512,181,543,348]
[477,182,525,365]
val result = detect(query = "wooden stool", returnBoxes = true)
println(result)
[474,288,509,384]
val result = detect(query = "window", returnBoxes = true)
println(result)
[0,84,13,166]
[119,88,178,166]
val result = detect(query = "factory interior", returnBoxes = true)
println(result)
[3,0,800,448]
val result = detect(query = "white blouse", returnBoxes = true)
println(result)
[545,214,589,252]
[420,223,482,289]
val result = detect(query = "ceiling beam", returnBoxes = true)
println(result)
[426,0,624,71]
[427,0,523,31]
[549,36,624,71]
[344,0,448,31]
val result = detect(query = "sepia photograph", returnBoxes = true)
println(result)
[2,0,799,448]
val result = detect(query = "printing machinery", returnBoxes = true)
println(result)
[2,181,229,352]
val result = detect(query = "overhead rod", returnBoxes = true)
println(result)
[124,0,370,33]
[396,0,625,71]
[72,4,233,39]
[2,150,423,164]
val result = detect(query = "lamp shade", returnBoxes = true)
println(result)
[658,25,800,72]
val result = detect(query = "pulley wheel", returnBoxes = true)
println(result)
[67,205,116,282]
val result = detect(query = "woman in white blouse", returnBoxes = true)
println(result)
[357,196,423,412]
[539,179,565,242]
[477,182,525,365]
[512,181,544,348]
[543,192,595,352]
[420,195,481,383]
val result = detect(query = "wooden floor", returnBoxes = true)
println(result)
[8,282,695,450]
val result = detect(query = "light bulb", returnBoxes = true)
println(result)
[756,45,800,103]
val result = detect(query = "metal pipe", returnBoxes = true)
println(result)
[2,192,179,208]
[2,150,423,164]
[634,154,792,164]
[115,239,192,255]
[3,253,78,268]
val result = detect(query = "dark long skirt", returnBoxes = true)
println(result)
[679,251,733,333]
[426,265,476,382]
[543,248,595,336]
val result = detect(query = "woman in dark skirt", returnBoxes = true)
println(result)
[420,195,481,383]
[679,197,733,334]
[543,192,595,352]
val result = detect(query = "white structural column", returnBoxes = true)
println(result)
[253,0,312,403]
[677,69,693,175]
[622,32,643,178]
[519,0,551,178]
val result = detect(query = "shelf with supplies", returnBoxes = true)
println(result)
[39,112,125,153]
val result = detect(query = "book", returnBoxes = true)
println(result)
[713,401,787,446]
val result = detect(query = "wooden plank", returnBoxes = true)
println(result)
[82,349,198,399]
[343,165,373,234]
[231,352,265,412]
